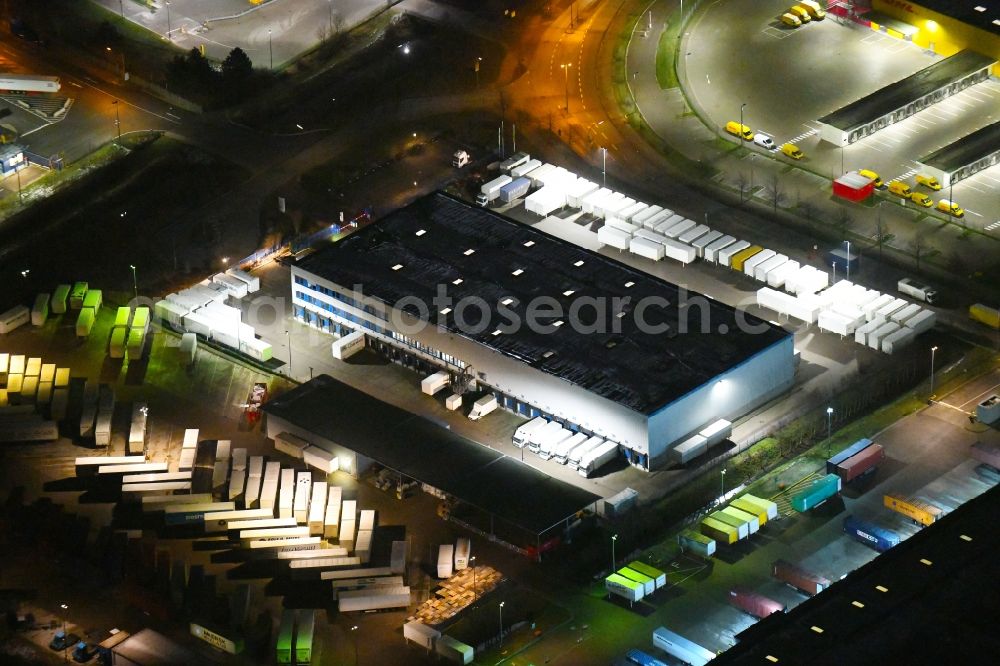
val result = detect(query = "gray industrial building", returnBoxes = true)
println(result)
[290,192,795,469]
[818,50,995,146]
[918,120,1000,187]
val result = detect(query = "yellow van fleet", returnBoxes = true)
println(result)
[937,199,964,218]
[800,0,826,19]
[788,6,812,22]
[781,12,802,27]
[781,143,804,159]
[725,122,754,141]
[909,192,933,207]
[887,181,912,197]
[858,169,883,188]
[916,174,941,190]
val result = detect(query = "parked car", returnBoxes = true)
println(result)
[753,133,777,150]
[50,630,81,651]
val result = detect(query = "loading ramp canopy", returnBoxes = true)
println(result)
[263,375,601,536]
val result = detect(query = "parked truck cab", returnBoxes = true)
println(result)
[452,150,470,168]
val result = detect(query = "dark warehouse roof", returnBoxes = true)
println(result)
[818,50,995,131]
[263,375,601,536]
[295,192,789,415]
[714,481,1000,665]
[920,120,1000,171]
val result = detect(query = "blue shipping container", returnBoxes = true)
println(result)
[499,177,531,203]
[626,648,668,666]
[827,438,873,472]
[791,474,842,512]
[843,515,900,552]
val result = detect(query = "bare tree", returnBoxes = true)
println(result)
[873,216,895,259]
[834,209,854,236]
[332,11,346,36]
[735,171,749,202]
[910,232,936,270]
[766,172,785,212]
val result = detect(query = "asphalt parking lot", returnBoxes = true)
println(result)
[681,0,1000,229]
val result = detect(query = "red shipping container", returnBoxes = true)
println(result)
[772,559,830,596]
[837,443,885,482]
[728,587,785,618]
[833,172,874,202]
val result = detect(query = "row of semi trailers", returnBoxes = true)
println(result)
[483,156,936,357]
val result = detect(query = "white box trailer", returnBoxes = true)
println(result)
[566,178,599,208]
[605,574,644,604]
[239,526,311,540]
[121,481,192,498]
[331,330,365,360]
[524,185,566,216]
[663,218,696,239]
[661,237,698,265]
[154,299,189,328]
[294,472,312,523]
[700,419,732,446]
[568,436,604,469]
[403,622,441,651]
[320,566,394,582]
[632,204,664,227]
[579,441,619,477]
[231,448,247,471]
[905,309,936,334]
[128,402,148,456]
[678,531,717,557]
[641,209,672,231]
[854,319,881,346]
[552,432,588,464]
[678,224,711,245]
[304,446,339,473]
[338,586,411,612]
[249,536,324,550]
[881,326,916,354]
[606,217,638,235]
[98,463,168,475]
[94,412,112,447]
[671,435,707,464]
[529,421,566,454]
[754,254,787,282]
[818,310,854,337]
[890,303,922,325]
[178,448,196,471]
[123,471,192,484]
[767,260,800,289]
[717,240,750,266]
[324,488,342,538]
[630,236,665,261]
[31,293,49,326]
[279,468,295,519]
[512,416,547,448]
[862,294,894,321]
[355,529,373,563]
[211,273,248,299]
[875,298,908,323]
[704,235,737,263]
[338,520,356,552]
[421,371,450,396]
[690,230,722,257]
[274,431,310,459]
[597,225,632,250]
[358,509,376,532]
[652,627,715,666]
[477,175,513,205]
[435,635,474,665]
[309,482,328,535]
[868,322,901,350]
[580,187,611,214]
[437,544,454,578]
[228,467,246,501]
[454,537,470,570]
[652,213,683,235]
[225,267,260,293]
[277,546,349,560]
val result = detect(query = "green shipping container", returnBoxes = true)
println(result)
[628,561,667,589]
[276,609,295,665]
[294,609,315,664]
[617,567,654,596]
[82,289,102,311]
[700,516,737,545]
[132,306,150,330]
[114,307,132,328]
[731,497,768,526]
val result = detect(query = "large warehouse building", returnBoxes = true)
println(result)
[290,192,795,469]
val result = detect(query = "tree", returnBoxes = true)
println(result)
[873,216,895,258]
[222,47,253,81]
[834,209,853,236]
[911,232,929,270]
[766,172,785,212]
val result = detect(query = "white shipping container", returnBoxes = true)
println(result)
[437,544,454,578]
[882,327,916,354]
[225,267,260,293]
[597,225,631,250]
[339,520,356,552]
[661,237,698,265]
[890,303,922,325]
[717,240,751,267]
[403,622,441,651]
[767,260,800,289]
[875,298,908,323]
[754,254,787,282]
[274,431,310,459]
[629,236,664,261]
[228,468,246,501]
[632,204,663,227]
[566,178,599,208]
[671,435,708,464]
[704,235,737,263]
[677,224,710,245]
[294,472,312,523]
[211,273,249,299]
[854,319,881,346]
[337,586,410,612]
[690,230,722,257]
[868,322,901,350]
[905,309,936,335]
[653,213,685,235]
[232,448,247,471]
[641,209,672,231]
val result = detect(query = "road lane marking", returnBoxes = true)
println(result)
[20,124,50,137]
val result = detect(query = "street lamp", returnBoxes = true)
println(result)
[112,99,121,143]
[498,601,505,645]
[826,406,834,456]
[350,625,358,666]
[140,406,149,459]
[721,468,727,497]
[165,1,171,41]
[601,146,607,187]
[930,346,939,398]
[285,330,292,378]
[831,261,837,284]
[60,604,68,662]
[470,556,477,602]
[20,269,29,279]
[844,240,852,281]
[561,63,572,111]
[610,533,618,572]
[740,102,747,151]
[475,56,482,88]
[268,28,273,69]
[129,264,137,301]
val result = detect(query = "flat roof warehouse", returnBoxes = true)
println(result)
[296,192,788,416]
[263,375,601,537]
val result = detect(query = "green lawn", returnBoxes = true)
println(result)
[655,25,679,89]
